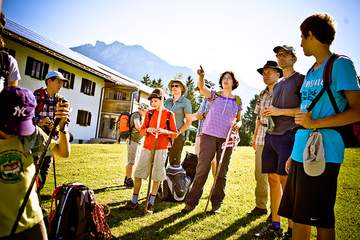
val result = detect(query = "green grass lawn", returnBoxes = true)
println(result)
[41,144,360,239]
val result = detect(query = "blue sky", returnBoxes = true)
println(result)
[3,0,360,92]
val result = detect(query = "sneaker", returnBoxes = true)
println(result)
[210,205,221,214]
[249,207,267,216]
[124,200,139,209]
[181,204,195,214]
[145,203,154,215]
[254,223,283,239]
[124,177,134,188]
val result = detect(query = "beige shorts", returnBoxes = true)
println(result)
[134,148,167,182]
[127,141,140,165]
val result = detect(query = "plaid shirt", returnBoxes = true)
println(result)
[33,88,58,135]
[196,98,209,136]
[254,87,272,146]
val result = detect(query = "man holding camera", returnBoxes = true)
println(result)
[33,71,69,190]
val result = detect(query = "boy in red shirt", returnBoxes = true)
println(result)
[125,88,178,214]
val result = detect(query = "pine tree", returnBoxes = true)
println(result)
[239,94,258,145]
[141,74,152,86]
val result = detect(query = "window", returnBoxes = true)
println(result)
[76,110,92,126]
[80,78,96,96]
[104,89,130,100]
[58,68,75,89]
[25,56,48,80]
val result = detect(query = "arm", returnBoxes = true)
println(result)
[262,105,300,117]
[139,112,149,136]
[178,113,192,134]
[251,119,261,150]
[295,90,360,128]
[52,102,70,158]
[158,112,178,138]
[197,66,211,99]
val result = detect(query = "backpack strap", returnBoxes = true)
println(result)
[35,88,47,116]
[215,91,242,107]
[0,50,10,86]
[307,54,341,112]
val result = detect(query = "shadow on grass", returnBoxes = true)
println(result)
[236,220,269,240]
[118,212,208,240]
[108,199,182,228]
[205,214,263,240]
[93,185,128,194]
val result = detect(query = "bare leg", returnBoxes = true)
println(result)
[268,173,281,222]
[293,222,311,240]
[317,227,335,240]
[133,177,142,195]
[151,181,161,195]
[126,164,133,178]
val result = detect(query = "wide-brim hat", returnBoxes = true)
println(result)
[0,86,36,136]
[45,71,68,82]
[303,131,326,177]
[148,88,165,100]
[273,45,296,57]
[257,60,283,78]
[168,73,188,94]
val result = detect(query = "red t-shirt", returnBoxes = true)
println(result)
[140,109,177,150]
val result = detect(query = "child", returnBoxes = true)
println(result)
[0,86,70,239]
[125,88,177,214]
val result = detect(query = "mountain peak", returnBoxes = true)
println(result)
[95,40,106,47]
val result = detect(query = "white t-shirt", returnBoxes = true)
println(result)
[0,55,21,91]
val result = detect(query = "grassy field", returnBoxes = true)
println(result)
[41,144,360,239]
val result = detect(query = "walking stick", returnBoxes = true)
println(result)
[144,92,164,214]
[53,155,57,189]
[204,127,233,213]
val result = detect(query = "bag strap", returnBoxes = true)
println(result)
[307,54,340,112]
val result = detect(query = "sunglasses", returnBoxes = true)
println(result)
[171,84,181,88]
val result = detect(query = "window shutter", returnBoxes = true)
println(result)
[42,63,49,80]
[70,74,75,89]
[25,57,33,76]
[80,78,85,93]
[91,82,96,96]
[87,112,92,126]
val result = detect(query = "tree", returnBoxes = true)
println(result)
[150,78,163,88]
[186,75,199,113]
[239,94,258,146]
[141,74,151,86]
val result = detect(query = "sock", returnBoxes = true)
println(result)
[271,221,281,229]
[287,227,293,236]
[131,194,138,204]
[148,194,156,205]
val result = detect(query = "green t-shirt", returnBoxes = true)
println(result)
[129,112,142,143]
[0,127,54,237]
[164,96,192,135]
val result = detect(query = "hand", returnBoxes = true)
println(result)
[157,128,169,135]
[196,112,205,120]
[295,111,313,129]
[262,105,282,117]
[231,119,241,131]
[39,117,53,128]
[55,102,70,129]
[251,136,256,151]
[197,65,205,78]
[285,157,292,174]
[146,127,157,136]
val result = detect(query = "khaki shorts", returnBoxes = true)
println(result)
[134,149,167,182]
[127,141,140,165]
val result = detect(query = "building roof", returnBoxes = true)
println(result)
[3,18,153,94]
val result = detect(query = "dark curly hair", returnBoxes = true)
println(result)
[219,71,239,90]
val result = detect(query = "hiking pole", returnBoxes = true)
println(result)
[144,92,164,214]
[53,155,57,188]
[204,127,233,213]
[10,98,68,237]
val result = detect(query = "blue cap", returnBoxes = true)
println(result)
[45,71,68,81]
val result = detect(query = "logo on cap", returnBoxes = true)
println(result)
[13,106,26,117]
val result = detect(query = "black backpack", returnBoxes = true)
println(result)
[307,54,360,148]
[157,152,198,202]
[48,183,112,240]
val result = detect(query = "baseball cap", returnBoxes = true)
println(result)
[273,45,296,56]
[45,71,68,82]
[148,88,165,100]
[303,131,325,176]
[0,86,36,136]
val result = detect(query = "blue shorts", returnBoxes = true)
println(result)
[261,130,295,175]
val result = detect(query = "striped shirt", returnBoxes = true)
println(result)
[254,88,272,146]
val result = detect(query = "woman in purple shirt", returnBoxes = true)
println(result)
[183,66,242,213]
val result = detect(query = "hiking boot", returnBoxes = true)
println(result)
[254,223,283,239]
[181,204,195,214]
[124,177,134,188]
[124,200,139,209]
[145,203,154,215]
[210,205,221,214]
[249,207,267,216]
